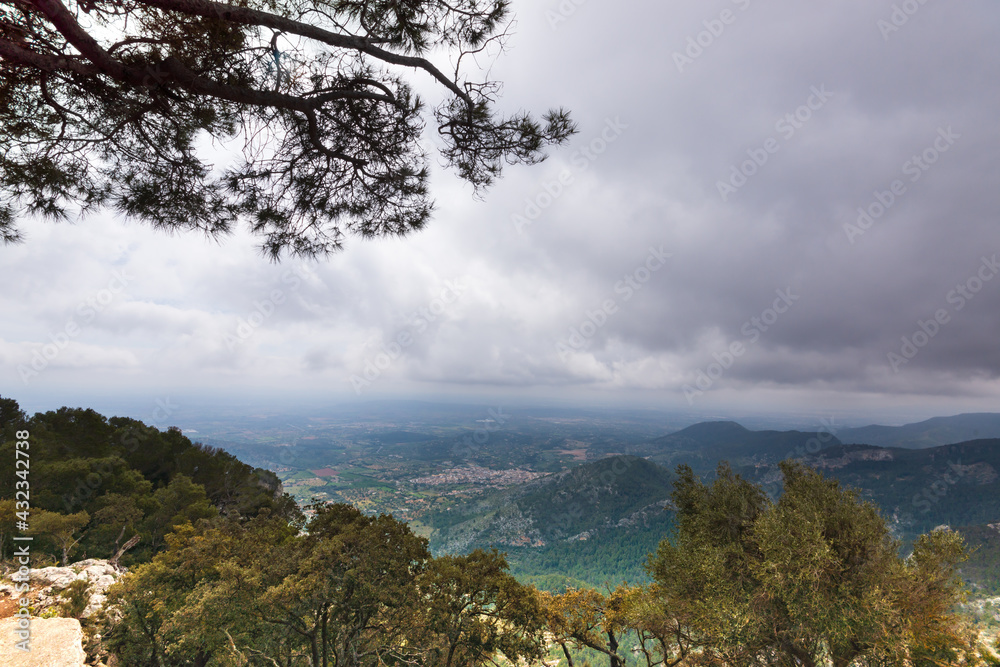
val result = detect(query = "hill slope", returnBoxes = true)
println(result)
[426,455,673,554]
[0,397,297,565]
[746,439,1000,540]
[958,522,1000,595]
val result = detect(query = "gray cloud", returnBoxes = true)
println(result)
[3,0,999,417]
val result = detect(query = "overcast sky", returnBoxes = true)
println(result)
[3,0,1000,423]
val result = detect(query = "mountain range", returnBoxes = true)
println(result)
[639,420,840,467]
[424,415,1000,592]
[837,413,1000,449]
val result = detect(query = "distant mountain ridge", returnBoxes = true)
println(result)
[837,413,1000,449]
[640,420,841,468]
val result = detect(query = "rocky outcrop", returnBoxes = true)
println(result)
[615,499,671,528]
[951,462,999,485]
[0,559,122,619]
[812,447,895,469]
[0,617,87,666]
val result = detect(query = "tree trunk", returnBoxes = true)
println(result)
[832,651,860,667]
[607,630,624,667]
[782,641,817,667]
[110,534,141,570]
[311,632,320,667]
[559,642,575,667]
[320,609,329,667]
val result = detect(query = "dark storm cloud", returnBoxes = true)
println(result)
[465,0,1000,401]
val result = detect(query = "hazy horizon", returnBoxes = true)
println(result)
[7,390,999,436]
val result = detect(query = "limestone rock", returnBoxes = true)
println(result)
[0,559,123,619]
[0,617,86,666]
[30,568,83,590]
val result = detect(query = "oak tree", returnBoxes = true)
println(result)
[542,585,695,667]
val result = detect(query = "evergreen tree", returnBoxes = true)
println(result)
[649,461,981,666]
[1,0,575,257]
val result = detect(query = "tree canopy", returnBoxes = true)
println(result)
[648,461,985,667]
[0,396,298,565]
[0,0,575,258]
[99,504,547,667]
[540,462,995,667]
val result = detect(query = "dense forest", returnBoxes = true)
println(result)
[0,396,297,565]
[961,523,1000,594]
[505,511,673,592]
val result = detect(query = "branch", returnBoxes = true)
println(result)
[0,35,100,76]
[304,110,366,167]
[559,641,575,667]
[131,0,473,104]
[27,0,396,113]
[159,55,390,110]
[29,0,138,83]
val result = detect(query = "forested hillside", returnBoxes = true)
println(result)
[0,396,298,565]
[961,523,1000,594]
[425,438,1000,595]
[504,511,674,591]
[425,455,673,554]
[779,440,1000,540]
